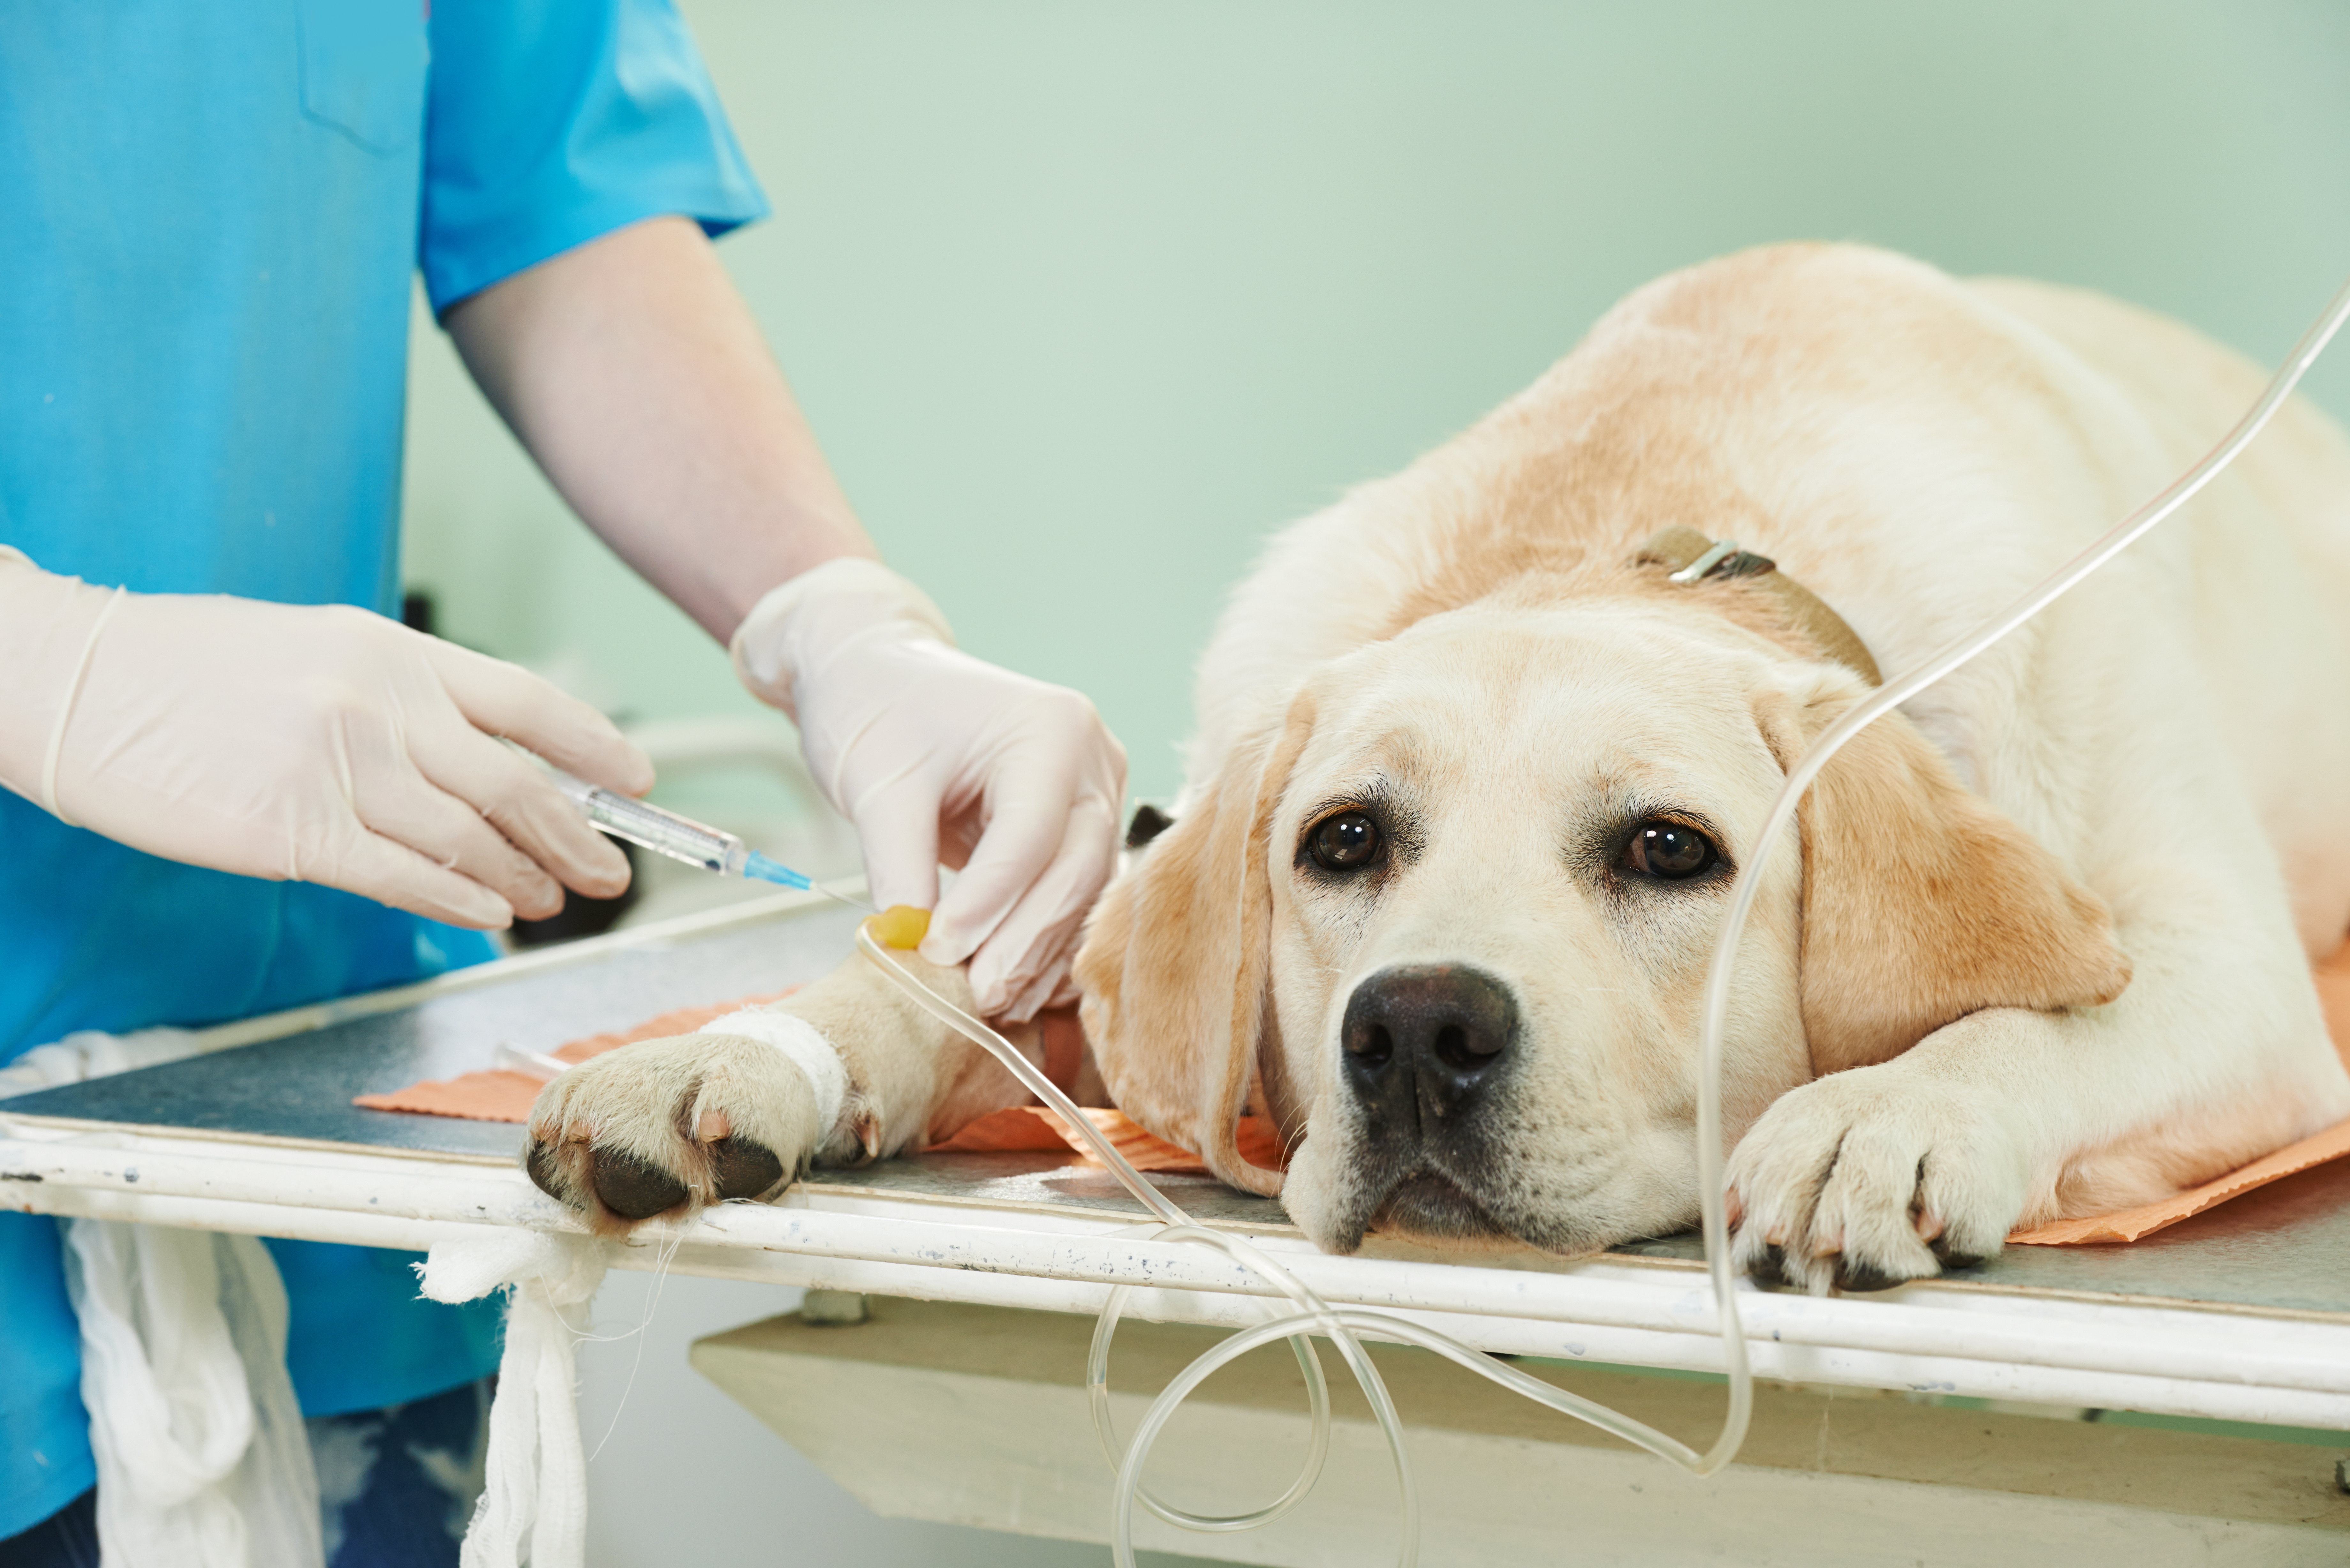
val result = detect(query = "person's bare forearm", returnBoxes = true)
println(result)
[445,216,875,643]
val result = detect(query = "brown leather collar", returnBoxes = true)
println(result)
[1634,525,1881,686]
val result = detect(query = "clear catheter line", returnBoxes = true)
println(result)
[859,925,1705,1567]
[853,269,2350,1568]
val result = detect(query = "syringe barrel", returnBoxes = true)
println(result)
[548,770,748,877]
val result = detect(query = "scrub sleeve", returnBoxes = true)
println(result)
[0,0,766,1538]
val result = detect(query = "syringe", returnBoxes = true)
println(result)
[546,766,868,908]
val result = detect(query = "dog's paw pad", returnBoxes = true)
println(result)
[589,1149,691,1221]
[1830,1256,1904,1293]
[1927,1235,1986,1272]
[710,1136,785,1201]
[525,1140,564,1200]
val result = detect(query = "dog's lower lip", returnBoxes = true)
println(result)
[1372,1169,1511,1241]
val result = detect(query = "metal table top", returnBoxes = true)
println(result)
[7,893,2344,1321]
[3,896,868,1161]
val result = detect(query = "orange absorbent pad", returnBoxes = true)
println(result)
[360,949,2350,1247]
[352,994,793,1123]
[355,986,1285,1175]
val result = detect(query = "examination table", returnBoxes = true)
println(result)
[4,893,2344,1565]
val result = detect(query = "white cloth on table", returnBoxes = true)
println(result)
[417,1228,609,1568]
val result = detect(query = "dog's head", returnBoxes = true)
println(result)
[1074,597,2128,1254]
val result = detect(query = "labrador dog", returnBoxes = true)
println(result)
[525,243,2350,1291]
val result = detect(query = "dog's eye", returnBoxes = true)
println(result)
[1308,810,1380,872]
[1623,820,1717,880]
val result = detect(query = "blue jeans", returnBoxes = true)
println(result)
[0,1377,492,1568]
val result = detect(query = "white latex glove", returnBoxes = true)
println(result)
[0,548,650,929]
[732,558,1126,1021]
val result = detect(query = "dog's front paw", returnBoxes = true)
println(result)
[1725,1067,2027,1293]
[523,1025,830,1236]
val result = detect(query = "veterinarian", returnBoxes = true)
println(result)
[0,3,1123,1559]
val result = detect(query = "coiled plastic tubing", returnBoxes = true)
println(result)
[856,268,2350,1565]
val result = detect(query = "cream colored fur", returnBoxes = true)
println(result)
[527,243,2350,1291]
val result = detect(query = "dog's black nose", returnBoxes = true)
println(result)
[1341,964,1520,1129]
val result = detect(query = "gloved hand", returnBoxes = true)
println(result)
[732,558,1126,1021]
[0,548,650,929]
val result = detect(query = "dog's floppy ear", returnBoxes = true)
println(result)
[1757,673,2131,1076]
[1075,689,1317,1197]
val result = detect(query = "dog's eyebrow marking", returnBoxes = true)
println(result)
[1297,784,1391,825]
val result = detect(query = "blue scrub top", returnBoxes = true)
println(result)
[0,0,765,1537]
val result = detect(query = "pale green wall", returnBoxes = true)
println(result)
[402,1,2350,809]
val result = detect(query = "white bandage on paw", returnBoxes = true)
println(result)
[700,1008,849,1135]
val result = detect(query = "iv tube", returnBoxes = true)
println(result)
[860,924,1725,1568]
[855,269,2350,1566]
